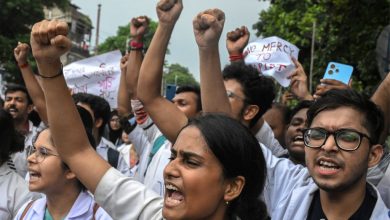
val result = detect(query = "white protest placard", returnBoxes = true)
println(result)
[63,50,122,109]
[244,36,299,87]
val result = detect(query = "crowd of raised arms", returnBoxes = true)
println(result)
[1,0,390,219]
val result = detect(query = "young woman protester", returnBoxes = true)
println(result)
[14,110,112,220]
[29,1,268,220]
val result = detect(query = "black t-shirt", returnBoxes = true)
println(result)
[307,185,377,220]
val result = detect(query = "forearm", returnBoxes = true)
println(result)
[19,66,48,124]
[38,61,90,155]
[38,61,110,192]
[137,23,187,143]
[117,71,131,117]
[126,50,143,99]
[199,46,232,114]
[137,24,173,104]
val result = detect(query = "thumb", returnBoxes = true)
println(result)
[50,35,71,50]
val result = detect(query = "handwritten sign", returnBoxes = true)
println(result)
[244,36,299,87]
[63,50,122,108]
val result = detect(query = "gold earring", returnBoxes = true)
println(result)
[225,201,229,205]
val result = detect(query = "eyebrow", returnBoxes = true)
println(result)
[172,148,205,160]
[36,145,56,153]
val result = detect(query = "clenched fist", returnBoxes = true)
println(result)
[30,20,71,65]
[193,9,225,48]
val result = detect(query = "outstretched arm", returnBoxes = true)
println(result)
[117,53,131,117]
[137,0,187,143]
[126,16,148,100]
[194,9,231,114]
[31,20,110,193]
[14,42,48,125]
[371,73,390,144]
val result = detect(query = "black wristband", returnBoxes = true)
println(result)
[37,64,63,79]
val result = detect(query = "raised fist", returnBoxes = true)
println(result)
[130,16,150,42]
[14,42,30,65]
[120,53,129,73]
[193,9,225,48]
[156,0,183,26]
[30,20,71,64]
[226,26,249,56]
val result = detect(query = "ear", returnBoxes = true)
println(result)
[368,144,383,168]
[64,169,77,181]
[224,176,245,203]
[243,105,259,121]
[27,104,34,114]
[95,118,103,129]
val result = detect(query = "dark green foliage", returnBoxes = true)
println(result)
[97,20,158,55]
[0,0,70,84]
[164,63,198,86]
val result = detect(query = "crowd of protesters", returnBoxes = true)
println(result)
[0,0,389,219]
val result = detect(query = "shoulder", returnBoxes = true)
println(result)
[14,198,45,220]
[100,138,117,150]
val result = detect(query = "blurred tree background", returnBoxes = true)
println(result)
[97,20,158,55]
[0,0,70,83]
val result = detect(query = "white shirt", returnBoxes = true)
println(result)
[135,117,171,196]
[368,149,390,207]
[255,121,288,157]
[0,163,39,220]
[96,137,131,176]
[14,190,113,220]
[128,126,151,183]
[117,143,138,177]
[260,144,389,219]
[95,168,163,220]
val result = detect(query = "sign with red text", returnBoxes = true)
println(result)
[244,36,299,87]
[63,50,121,108]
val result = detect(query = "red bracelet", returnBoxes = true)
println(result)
[19,63,29,69]
[129,41,144,50]
[229,54,244,62]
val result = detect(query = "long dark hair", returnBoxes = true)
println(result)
[0,109,24,165]
[185,113,268,220]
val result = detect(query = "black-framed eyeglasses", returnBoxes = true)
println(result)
[226,90,247,103]
[302,127,372,151]
[26,145,60,163]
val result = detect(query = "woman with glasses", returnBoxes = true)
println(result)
[14,128,113,220]
[107,109,123,147]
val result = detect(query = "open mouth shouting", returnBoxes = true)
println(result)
[28,169,41,182]
[165,183,184,207]
[316,157,341,176]
[7,107,18,116]
[292,135,304,145]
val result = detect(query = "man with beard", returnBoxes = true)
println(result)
[262,89,388,219]
[3,84,42,177]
